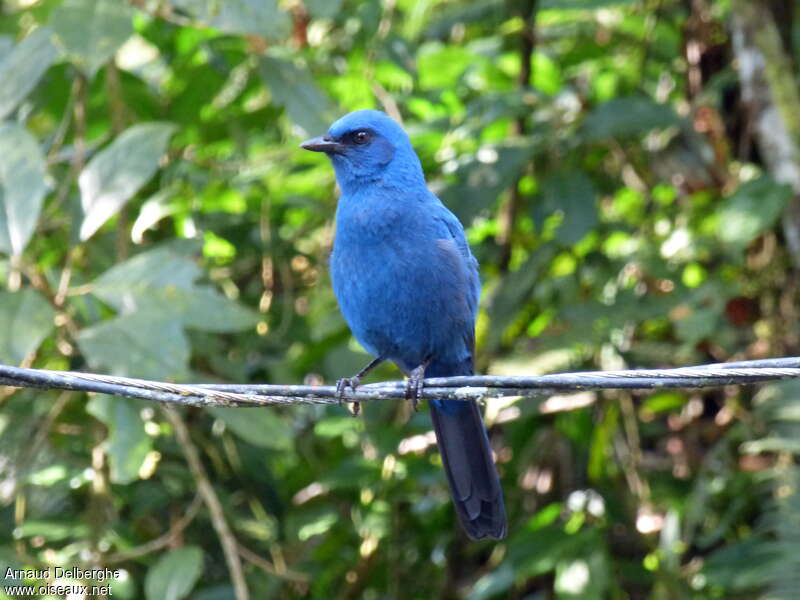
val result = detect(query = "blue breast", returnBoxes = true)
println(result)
[330,191,473,373]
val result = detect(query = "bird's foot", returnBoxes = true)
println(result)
[334,357,384,417]
[405,364,426,412]
[335,376,361,417]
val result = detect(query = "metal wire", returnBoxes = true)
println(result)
[0,357,799,408]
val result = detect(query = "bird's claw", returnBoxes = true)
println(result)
[335,376,361,417]
[405,365,426,412]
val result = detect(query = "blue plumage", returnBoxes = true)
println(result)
[302,109,506,540]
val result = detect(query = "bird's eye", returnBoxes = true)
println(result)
[352,130,370,145]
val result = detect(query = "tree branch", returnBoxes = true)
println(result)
[163,407,250,600]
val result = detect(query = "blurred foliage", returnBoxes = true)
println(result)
[0,0,799,598]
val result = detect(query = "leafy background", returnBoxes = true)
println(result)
[0,0,799,598]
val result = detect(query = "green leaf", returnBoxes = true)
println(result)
[0,547,22,587]
[425,1,504,39]
[537,170,598,244]
[416,44,476,90]
[171,0,291,38]
[92,240,203,311]
[486,242,559,350]
[79,122,176,241]
[753,381,800,423]
[86,395,151,484]
[532,52,563,96]
[718,176,791,247]
[50,0,134,78]
[131,190,180,244]
[468,564,515,600]
[18,520,89,541]
[192,586,238,600]
[506,525,595,580]
[439,141,537,224]
[208,407,293,449]
[0,289,55,364]
[702,536,781,591]
[304,0,343,19]
[673,306,720,345]
[0,123,48,255]
[91,241,258,332]
[540,0,636,8]
[0,27,58,121]
[582,97,680,141]
[0,36,15,61]
[314,416,361,438]
[741,437,800,454]
[182,287,260,332]
[588,403,618,480]
[77,310,190,380]
[145,546,204,600]
[259,55,335,137]
[639,392,687,416]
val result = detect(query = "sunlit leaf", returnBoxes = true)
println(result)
[0,123,48,255]
[314,416,361,438]
[298,511,337,541]
[79,122,176,241]
[416,44,477,89]
[555,552,609,599]
[131,190,180,244]
[532,52,563,95]
[18,520,89,542]
[588,403,618,480]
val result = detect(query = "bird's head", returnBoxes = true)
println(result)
[301,109,424,193]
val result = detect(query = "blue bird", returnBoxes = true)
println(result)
[301,109,506,540]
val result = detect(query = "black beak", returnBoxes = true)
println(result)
[300,136,343,153]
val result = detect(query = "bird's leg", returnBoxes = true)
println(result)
[405,360,431,412]
[336,357,384,416]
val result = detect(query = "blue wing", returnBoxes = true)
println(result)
[430,198,481,323]
[426,197,506,540]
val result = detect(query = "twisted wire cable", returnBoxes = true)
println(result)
[0,357,797,408]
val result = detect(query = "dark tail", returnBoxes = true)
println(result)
[427,361,506,540]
